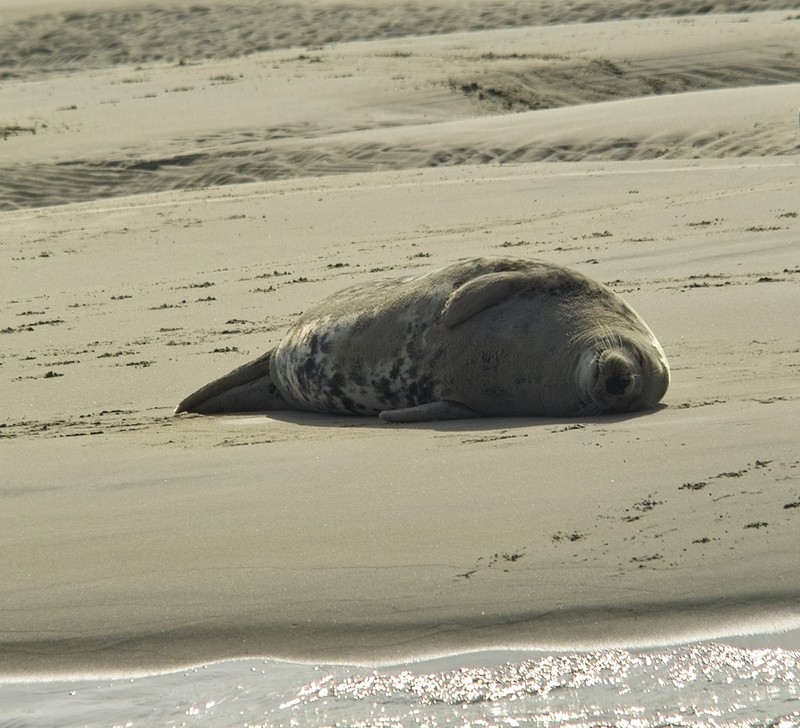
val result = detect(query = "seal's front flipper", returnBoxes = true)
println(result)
[174,350,291,414]
[379,400,478,423]
[442,271,534,328]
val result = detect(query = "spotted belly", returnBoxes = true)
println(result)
[272,316,443,415]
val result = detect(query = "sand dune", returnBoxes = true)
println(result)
[2,11,799,209]
[6,83,798,210]
[1,0,799,679]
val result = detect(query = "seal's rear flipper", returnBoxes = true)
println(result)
[379,400,478,423]
[174,350,291,414]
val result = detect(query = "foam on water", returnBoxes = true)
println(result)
[1,641,799,728]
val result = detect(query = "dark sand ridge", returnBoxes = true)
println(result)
[3,0,800,78]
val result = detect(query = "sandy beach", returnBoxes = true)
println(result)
[1,0,799,680]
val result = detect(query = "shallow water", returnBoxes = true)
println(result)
[2,641,799,728]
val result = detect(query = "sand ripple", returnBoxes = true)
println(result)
[3,0,799,78]
[2,3,799,210]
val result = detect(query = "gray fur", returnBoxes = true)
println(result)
[175,257,670,421]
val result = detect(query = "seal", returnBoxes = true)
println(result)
[174,257,670,421]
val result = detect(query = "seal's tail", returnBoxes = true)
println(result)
[174,350,291,414]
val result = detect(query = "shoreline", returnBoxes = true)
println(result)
[3,620,800,686]
[3,623,800,685]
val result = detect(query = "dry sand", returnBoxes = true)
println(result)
[1,0,799,678]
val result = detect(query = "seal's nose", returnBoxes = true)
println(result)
[605,370,633,396]
[590,349,638,412]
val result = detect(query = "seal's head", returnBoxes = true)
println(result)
[576,330,670,415]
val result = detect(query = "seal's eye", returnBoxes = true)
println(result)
[592,353,602,383]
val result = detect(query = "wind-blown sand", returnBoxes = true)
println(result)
[1,0,799,678]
